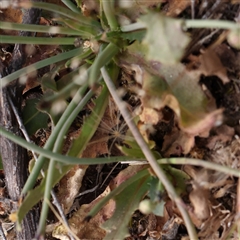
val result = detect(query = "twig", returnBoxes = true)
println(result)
[101,67,198,240]
[0,222,7,240]
[191,0,195,19]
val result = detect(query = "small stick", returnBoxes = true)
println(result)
[101,67,198,240]
[0,222,7,240]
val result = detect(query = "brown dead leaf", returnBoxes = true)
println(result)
[0,7,22,36]
[162,126,195,156]
[82,129,109,157]
[189,182,210,221]
[214,44,239,73]
[139,107,162,125]
[199,47,230,84]
[162,216,182,239]
[206,124,235,150]
[56,165,88,214]
[163,0,192,17]
[109,165,147,190]
[53,186,114,239]
[81,0,99,16]
[237,178,240,216]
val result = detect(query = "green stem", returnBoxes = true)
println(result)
[120,19,239,33]
[37,90,95,236]
[87,168,149,218]
[89,42,119,87]
[60,18,100,37]
[54,89,94,153]
[0,35,76,45]
[37,160,55,237]
[158,158,240,177]
[101,67,198,240]
[121,22,146,32]
[61,0,81,13]
[0,125,137,164]
[19,1,100,27]
[0,47,83,87]
[0,22,83,36]
[101,0,119,30]
[184,19,238,30]
[21,84,88,194]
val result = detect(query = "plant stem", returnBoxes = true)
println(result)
[54,89,94,153]
[36,159,55,237]
[184,19,238,30]
[1,47,83,87]
[101,0,119,30]
[0,125,141,164]
[61,0,81,13]
[21,83,88,194]
[158,158,240,177]
[89,42,119,87]
[121,22,146,32]
[0,35,76,45]
[0,22,84,36]
[19,1,100,27]
[101,67,198,240]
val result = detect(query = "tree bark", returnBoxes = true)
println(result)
[0,1,42,239]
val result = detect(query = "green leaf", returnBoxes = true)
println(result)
[139,12,190,64]
[106,29,146,42]
[163,165,190,195]
[23,99,49,135]
[68,63,119,157]
[16,164,73,230]
[102,173,151,239]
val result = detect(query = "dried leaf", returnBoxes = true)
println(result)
[199,47,230,84]
[163,0,191,17]
[119,43,223,138]
[53,186,113,239]
[56,165,88,214]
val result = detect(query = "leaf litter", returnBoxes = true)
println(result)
[1,0,240,239]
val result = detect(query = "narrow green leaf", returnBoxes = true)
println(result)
[22,99,49,135]
[0,21,84,36]
[19,1,100,27]
[0,35,76,45]
[1,47,83,87]
[68,64,119,157]
[16,164,73,230]
[68,83,109,157]
[87,168,149,219]
[102,173,151,239]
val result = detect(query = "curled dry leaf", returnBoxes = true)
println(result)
[189,182,211,221]
[206,124,235,150]
[162,127,195,156]
[163,0,192,17]
[199,47,230,84]
[56,165,88,214]
[53,186,113,240]
[119,42,223,135]
[53,165,146,239]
